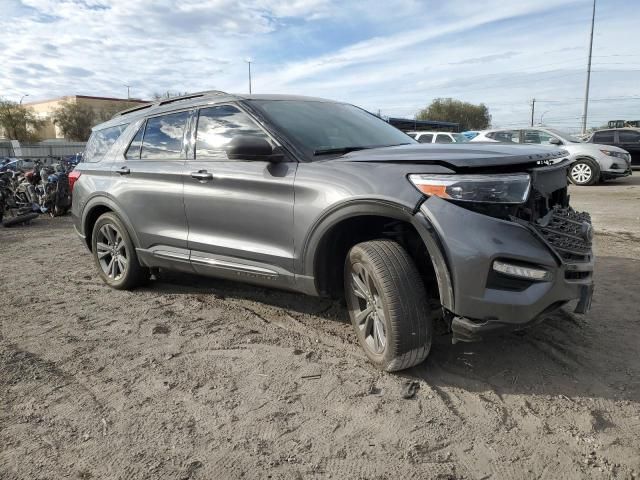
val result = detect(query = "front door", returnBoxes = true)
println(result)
[183,104,297,285]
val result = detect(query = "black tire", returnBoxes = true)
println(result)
[91,212,148,290]
[344,239,432,372]
[2,212,38,227]
[569,158,600,186]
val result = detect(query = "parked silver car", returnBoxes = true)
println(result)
[472,127,632,185]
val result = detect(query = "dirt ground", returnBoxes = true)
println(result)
[1,176,639,480]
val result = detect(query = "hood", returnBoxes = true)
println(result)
[338,143,567,169]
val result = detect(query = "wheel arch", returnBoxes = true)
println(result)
[81,195,141,251]
[302,199,445,304]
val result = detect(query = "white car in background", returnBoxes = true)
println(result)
[407,131,469,144]
[471,127,632,185]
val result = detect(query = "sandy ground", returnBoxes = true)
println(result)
[1,177,639,480]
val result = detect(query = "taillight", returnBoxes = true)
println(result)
[68,170,81,192]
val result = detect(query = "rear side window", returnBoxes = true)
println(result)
[195,105,269,159]
[435,134,453,143]
[593,131,614,143]
[140,111,189,160]
[488,130,520,143]
[84,124,128,162]
[417,134,433,143]
[619,130,640,143]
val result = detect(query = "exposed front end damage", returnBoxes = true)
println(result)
[410,159,594,343]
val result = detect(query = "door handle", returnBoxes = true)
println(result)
[116,166,130,175]
[191,170,213,181]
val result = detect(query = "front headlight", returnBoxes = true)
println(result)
[408,173,531,204]
[600,149,628,160]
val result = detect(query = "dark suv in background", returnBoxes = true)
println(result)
[588,128,640,167]
[71,91,594,372]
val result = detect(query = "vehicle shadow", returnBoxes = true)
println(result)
[144,256,639,404]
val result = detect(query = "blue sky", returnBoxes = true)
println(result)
[2,0,639,131]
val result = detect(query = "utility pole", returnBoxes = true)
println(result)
[124,84,131,102]
[581,0,596,134]
[245,59,252,94]
[530,98,536,127]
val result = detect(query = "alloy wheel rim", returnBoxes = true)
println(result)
[571,163,592,184]
[96,223,128,280]
[348,263,387,354]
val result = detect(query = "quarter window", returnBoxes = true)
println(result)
[84,123,129,162]
[140,111,189,160]
[195,105,269,159]
[125,122,145,160]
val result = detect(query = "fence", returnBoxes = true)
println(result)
[0,140,86,159]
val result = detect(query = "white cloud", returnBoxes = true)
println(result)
[1,0,639,130]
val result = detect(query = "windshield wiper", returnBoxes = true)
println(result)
[313,143,412,156]
[313,146,370,156]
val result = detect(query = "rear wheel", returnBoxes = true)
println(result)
[569,158,600,186]
[91,212,148,290]
[344,239,432,372]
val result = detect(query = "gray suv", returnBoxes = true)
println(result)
[71,91,595,372]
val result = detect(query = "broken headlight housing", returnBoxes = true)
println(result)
[408,173,531,204]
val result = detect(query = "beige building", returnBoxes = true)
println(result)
[23,95,148,140]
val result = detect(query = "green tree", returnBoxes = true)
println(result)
[416,98,491,131]
[52,100,96,141]
[97,101,139,123]
[0,100,44,142]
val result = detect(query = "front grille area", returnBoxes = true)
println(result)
[532,206,593,262]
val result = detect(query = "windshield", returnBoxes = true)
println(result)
[545,128,583,143]
[452,133,469,143]
[248,100,415,156]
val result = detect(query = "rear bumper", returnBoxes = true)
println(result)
[411,196,594,341]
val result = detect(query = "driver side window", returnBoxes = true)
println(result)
[195,105,270,160]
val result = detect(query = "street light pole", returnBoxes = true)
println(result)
[540,110,550,124]
[581,0,596,134]
[19,94,29,105]
[245,60,252,94]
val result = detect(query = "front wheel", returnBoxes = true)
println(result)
[91,212,148,290]
[344,240,432,372]
[569,158,600,186]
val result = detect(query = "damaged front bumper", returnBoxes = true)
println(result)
[411,195,594,343]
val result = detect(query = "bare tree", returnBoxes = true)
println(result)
[152,91,189,100]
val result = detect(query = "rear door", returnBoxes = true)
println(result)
[110,110,191,253]
[183,103,297,280]
[617,130,640,166]
[435,133,453,143]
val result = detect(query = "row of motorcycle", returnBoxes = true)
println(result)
[0,158,75,227]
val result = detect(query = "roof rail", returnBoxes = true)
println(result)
[158,90,228,106]
[114,90,229,118]
[115,103,153,117]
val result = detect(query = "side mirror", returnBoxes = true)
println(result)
[549,137,562,145]
[225,135,284,162]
